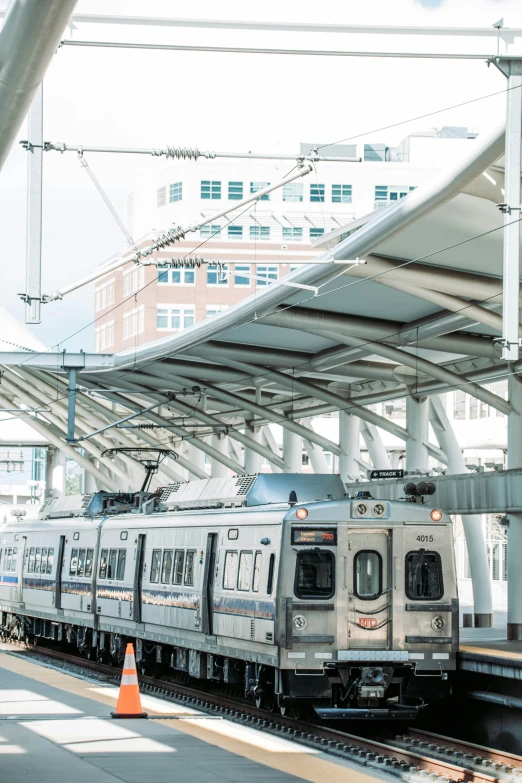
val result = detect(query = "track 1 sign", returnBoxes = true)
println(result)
[368,469,404,480]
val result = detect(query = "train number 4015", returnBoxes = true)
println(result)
[416,535,434,543]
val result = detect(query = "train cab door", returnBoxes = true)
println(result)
[133,534,146,623]
[346,530,391,649]
[54,535,65,610]
[201,533,218,636]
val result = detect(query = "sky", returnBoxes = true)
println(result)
[1,0,522,352]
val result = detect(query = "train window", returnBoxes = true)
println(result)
[354,550,382,600]
[173,550,184,585]
[405,550,443,601]
[77,549,86,577]
[84,549,93,578]
[28,548,35,573]
[41,548,48,576]
[6,548,12,572]
[161,550,173,584]
[35,548,42,574]
[117,549,126,580]
[47,548,54,575]
[252,552,262,592]
[238,552,253,591]
[294,550,335,600]
[99,549,108,579]
[184,550,196,586]
[267,554,276,596]
[69,548,78,576]
[108,549,118,580]
[150,549,161,583]
[223,551,238,590]
[12,548,17,572]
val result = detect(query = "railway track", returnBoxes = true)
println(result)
[7,640,522,783]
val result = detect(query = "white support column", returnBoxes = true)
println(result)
[406,396,430,471]
[52,448,67,497]
[210,434,230,477]
[45,446,55,498]
[339,412,361,481]
[507,376,522,639]
[301,418,329,473]
[244,425,263,474]
[430,396,493,627]
[361,422,391,469]
[185,442,206,480]
[83,463,99,494]
[283,426,302,473]
[25,84,43,324]
[262,426,282,473]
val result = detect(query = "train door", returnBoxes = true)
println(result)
[347,529,391,649]
[133,534,146,623]
[54,535,65,610]
[201,533,218,636]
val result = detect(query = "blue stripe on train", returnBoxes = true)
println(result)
[142,587,199,610]
[23,577,54,591]
[0,575,18,585]
[213,595,275,621]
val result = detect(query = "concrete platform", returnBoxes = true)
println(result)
[459,625,522,679]
[0,646,391,783]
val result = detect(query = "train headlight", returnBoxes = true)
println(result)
[354,502,368,517]
[372,502,386,518]
[431,616,445,631]
[430,509,443,522]
[295,507,308,520]
[293,615,307,631]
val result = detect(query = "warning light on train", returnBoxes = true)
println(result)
[430,509,443,522]
[295,507,308,520]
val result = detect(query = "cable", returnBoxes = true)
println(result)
[315,83,520,151]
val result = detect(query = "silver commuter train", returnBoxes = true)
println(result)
[0,473,457,719]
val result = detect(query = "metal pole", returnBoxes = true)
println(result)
[78,152,135,246]
[405,396,430,471]
[67,368,77,444]
[489,57,522,361]
[507,376,522,639]
[24,84,43,324]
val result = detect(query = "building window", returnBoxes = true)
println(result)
[282,227,303,241]
[283,182,303,202]
[157,266,195,285]
[375,185,412,205]
[250,181,270,200]
[207,264,228,286]
[157,186,166,207]
[95,320,114,351]
[200,224,221,239]
[123,266,145,296]
[256,265,278,286]
[332,184,352,203]
[206,304,229,318]
[310,227,324,239]
[228,225,243,239]
[375,185,389,202]
[169,182,182,202]
[156,305,195,331]
[249,225,270,240]
[234,264,251,287]
[123,306,145,339]
[201,180,221,199]
[95,279,115,312]
[228,181,243,200]
[310,184,325,202]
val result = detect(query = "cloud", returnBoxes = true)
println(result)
[414,0,446,7]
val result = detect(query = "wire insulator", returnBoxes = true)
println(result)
[163,145,200,161]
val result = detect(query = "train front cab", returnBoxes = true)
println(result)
[279,499,457,719]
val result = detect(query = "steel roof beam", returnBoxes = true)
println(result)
[0,0,77,173]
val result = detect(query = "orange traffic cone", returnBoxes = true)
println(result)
[111,643,148,719]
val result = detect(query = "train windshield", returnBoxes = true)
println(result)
[294,550,335,599]
[405,550,443,600]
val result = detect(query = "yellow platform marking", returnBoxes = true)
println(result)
[461,645,522,661]
[0,651,387,783]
